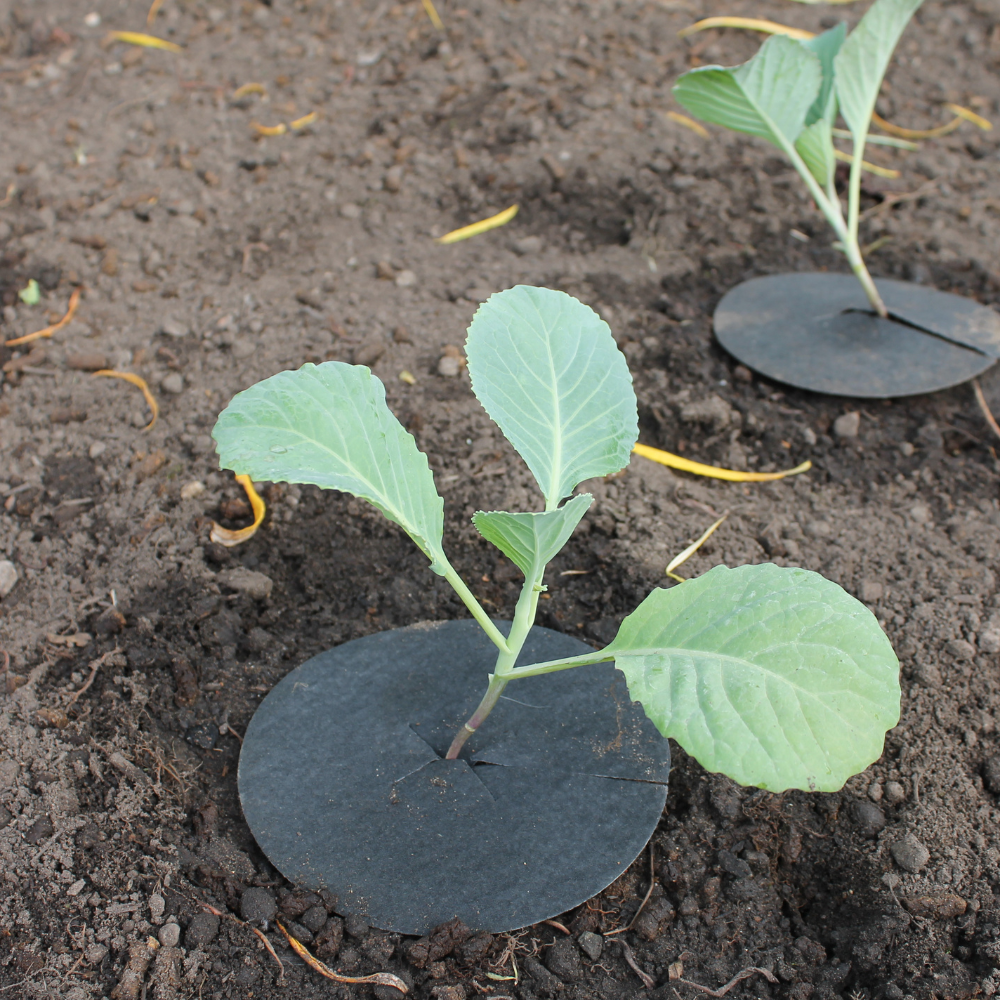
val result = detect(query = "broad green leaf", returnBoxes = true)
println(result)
[212,362,446,572]
[834,0,924,142]
[801,23,846,126]
[795,119,836,186]
[473,494,593,578]
[673,34,821,149]
[605,563,900,793]
[465,286,637,507]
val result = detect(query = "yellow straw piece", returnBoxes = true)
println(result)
[92,370,159,431]
[251,121,288,137]
[833,149,900,178]
[290,112,319,130]
[945,103,993,131]
[871,111,961,140]
[233,82,267,99]
[436,204,519,244]
[5,288,80,347]
[210,475,266,548]
[665,111,709,138]
[678,17,814,40]
[147,0,166,24]
[667,516,727,582]
[421,0,445,31]
[633,442,811,483]
[107,31,182,53]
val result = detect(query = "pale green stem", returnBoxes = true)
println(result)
[440,561,511,655]
[503,648,614,680]
[445,560,546,759]
[846,132,887,317]
[778,128,888,319]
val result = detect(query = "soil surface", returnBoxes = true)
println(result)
[2,1,1000,999]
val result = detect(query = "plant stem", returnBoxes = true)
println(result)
[846,132,888,318]
[445,560,546,759]
[780,131,888,319]
[444,672,507,759]
[441,562,511,654]
[843,238,888,318]
[444,672,507,760]
[503,648,614,679]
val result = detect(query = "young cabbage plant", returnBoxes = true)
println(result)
[673,0,923,318]
[213,285,900,793]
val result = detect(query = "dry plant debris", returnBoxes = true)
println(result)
[91,371,159,430]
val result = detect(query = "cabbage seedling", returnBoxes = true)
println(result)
[213,285,899,793]
[673,0,923,318]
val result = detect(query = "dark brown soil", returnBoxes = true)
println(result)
[2,1,1000,998]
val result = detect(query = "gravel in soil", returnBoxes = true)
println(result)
[2,1,1000,999]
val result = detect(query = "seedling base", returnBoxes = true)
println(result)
[713,273,1000,398]
[239,620,670,935]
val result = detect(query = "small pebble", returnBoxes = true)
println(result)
[287,920,313,944]
[84,943,108,964]
[66,352,108,371]
[217,567,273,600]
[438,355,461,378]
[946,638,976,661]
[89,441,107,459]
[916,420,944,449]
[26,815,54,845]
[577,930,602,961]
[545,937,583,982]
[891,833,930,873]
[900,442,915,457]
[148,894,165,924]
[833,411,860,438]
[302,905,329,934]
[885,781,906,806]
[383,165,403,192]
[982,755,1000,795]
[180,481,205,500]
[909,503,932,525]
[185,911,221,948]
[340,203,362,219]
[240,887,277,924]
[0,560,18,599]
[158,922,180,947]
[354,338,386,366]
[850,799,886,838]
[733,364,753,383]
[232,340,255,360]
[716,849,752,879]
[160,318,189,338]
[903,892,967,919]
[512,235,543,256]
[161,372,184,394]
[0,805,12,830]
[343,913,369,939]
[185,723,219,751]
[395,269,417,288]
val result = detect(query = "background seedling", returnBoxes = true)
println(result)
[673,0,923,317]
[213,285,900,793]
